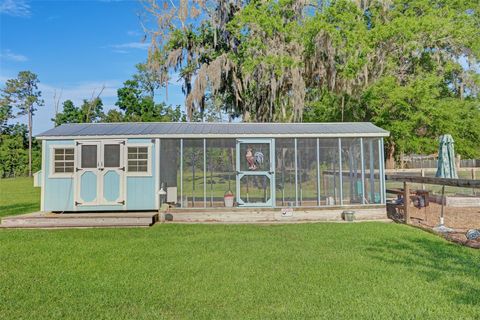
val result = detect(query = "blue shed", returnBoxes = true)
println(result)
[37,122,389,212]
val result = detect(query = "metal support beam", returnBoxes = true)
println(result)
[338,138,343,206]
[360,138,365,205]
[203,138,207,208]
[369,139,375,202]
[316,138,321,206]
[294,138,298,207]
[378,139,384,204]
[180,138,183,208]
[155,139,160,210]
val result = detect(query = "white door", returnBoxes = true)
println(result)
[75,140,125,207]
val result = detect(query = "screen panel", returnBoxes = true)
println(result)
[81,145,97,168]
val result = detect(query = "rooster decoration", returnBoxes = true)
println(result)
[245,146,264,170]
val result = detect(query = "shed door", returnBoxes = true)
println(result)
[75,140,125,207]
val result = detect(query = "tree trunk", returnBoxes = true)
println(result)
[28,107,32,177]
[385,142,395,169]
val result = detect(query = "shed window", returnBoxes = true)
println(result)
[54,148,75,173]
[127,146,149,172]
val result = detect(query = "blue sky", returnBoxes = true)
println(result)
[0,0,185,134]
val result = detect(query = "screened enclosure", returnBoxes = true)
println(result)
[159,137,385,208]
[38,122,388,212]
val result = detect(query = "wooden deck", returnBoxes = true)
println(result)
[0,207,389,228]
[161,207,389,224]
[0,211,159,229]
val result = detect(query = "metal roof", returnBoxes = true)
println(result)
[37,122,389,139]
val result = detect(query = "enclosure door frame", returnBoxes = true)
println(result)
[235,138,275,207]
[74,140,125,207]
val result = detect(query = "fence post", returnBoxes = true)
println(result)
[404,181,410,224]
[421,169,425,190]
[473,168,476,196]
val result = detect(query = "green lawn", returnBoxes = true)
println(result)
[0,177,40,218]
[1,178,479,319]
[0,223,479,319]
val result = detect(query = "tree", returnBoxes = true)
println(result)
[79,98,104,123]
[133,62,164,98]
[52,98,104,126]
[143,0,480,165]
[1,71,44,176]
[102,109,125,123]
[0,103,13,133]
[115,79,184,122]
[52,100,80,126]
[0,123,40,178]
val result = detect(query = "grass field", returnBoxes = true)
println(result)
[1,178,479,319]
[1,223,479,319]
[0,177,40,218]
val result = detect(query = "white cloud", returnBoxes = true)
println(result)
[39,80,121,106]
[0,0,31,17]
[112,49,129,54]
[32,80,122,134]
[109,42,149,50]
[0,49,28,62]
[107,42,150,52]
[127,30,143,37]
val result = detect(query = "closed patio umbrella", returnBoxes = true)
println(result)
[433,134,457,233]
[435,135,458,179]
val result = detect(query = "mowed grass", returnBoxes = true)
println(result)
[0,177,40,218]
[1,223,480,319]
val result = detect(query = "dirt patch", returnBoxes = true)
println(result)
[407,203,480,248]
[409,202,480,231]
[387,200,480,248]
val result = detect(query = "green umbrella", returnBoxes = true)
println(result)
[435,135,458,179]
[434,134,457,233]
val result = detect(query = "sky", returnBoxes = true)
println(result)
[0,0,185,135]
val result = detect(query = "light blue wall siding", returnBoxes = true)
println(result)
[44,140,75,212]
[42,138,157,211]
[126,177,156,210]
[126,138,156,210]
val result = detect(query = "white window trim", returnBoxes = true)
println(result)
[125,143,152,177]
[48,145,76,178]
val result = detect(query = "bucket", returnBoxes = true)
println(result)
[342,210,355,222]
[224,193,234,207]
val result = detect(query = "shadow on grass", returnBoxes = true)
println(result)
[0,203,39,217]
[365,232,480,307]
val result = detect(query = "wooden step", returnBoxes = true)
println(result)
[0,212,158,229]
[0,222,151,229]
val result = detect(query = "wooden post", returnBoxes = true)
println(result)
[403,181,410,224]
[421,169,425,190]
[472,168,476,196]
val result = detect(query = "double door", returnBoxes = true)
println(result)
[75,140,125,206]
[236,139,275,207]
